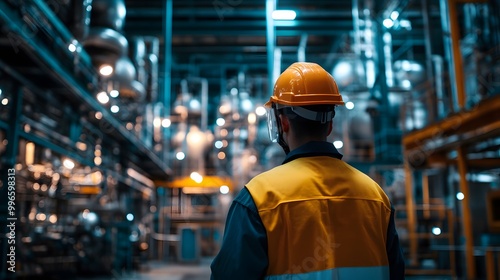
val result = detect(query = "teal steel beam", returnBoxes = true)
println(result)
[266,0,276,96]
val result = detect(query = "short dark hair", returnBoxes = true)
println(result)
[279,105,335,138]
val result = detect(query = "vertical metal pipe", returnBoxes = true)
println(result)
[298,34,307,62]
[440,0,459,113]
[163,0,173,114]
[432,55,446,119]
[457,146,476,279]
[266,0,276,96]
[162,0,173,260]
[200,78,208,132]
[422,0,436,123]
[448,0,467,109]
[352,0,361,55]
[383,32,394,88]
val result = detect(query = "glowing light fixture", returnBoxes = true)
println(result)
[1,98,8,105]
[383,19,394,28]
[432,227,441,236]
[68,43,77,53]
[241,99,253,112]
[96,91,109,104]
[456,192,464,201]
[162,118,171,128]
[390,11,399,20]
[333,141,344,149]
[110,105,119,113]
[345,101,355,110]
[272,10,296,20]
[99,64,114,76]
[255,106,267,116]
[63,158,75,169]
[248,113,257,124]
[153,118,161,127]
[176,152,185,160]
[126,213,134,221]
[190,172,203,183]
[109,90,119,98]
[215,141,223,149]
[220,185,230,194]
[216,118,226,126]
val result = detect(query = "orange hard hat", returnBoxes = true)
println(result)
[265,62,344,107]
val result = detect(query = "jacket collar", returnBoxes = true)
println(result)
[282,141,343,164]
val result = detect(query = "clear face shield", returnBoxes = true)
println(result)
[267,106,279,143]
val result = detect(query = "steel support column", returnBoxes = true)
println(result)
[448,0,467,109]
[266,0,276,96]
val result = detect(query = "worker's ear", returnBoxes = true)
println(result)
[279,114,290,133]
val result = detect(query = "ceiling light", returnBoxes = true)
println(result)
[456,192,464,201]
[126,213,134,221]
[109,90,119,98]
[99,64,114,76]
[1,98,8,105]
[218,152,226,160]
[272,10,296,20]
[190,172,203,183]
[216,118,225,126]
[96,91,109,104]
[390,11,399,21]
[220,185,230,194]
[63,158,75,169]
[68,43,77,53]
[333,140,344,149]
[110,105,119,113]
[248,113,257,124]
[432,227,441,236]
[345,101,355,110]
[241,99,253,112]
[162,118,171,128]
[255,106,267,116]
[176,152,185,160]
[215,141,223,149]
[383,19,394,29]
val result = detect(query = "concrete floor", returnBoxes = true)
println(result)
[74,259,456,280]
[92,259,213,280]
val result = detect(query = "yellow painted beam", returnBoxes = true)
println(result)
[403,95,500,150]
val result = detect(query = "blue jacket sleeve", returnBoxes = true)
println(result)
[387,206,406,280]
[210,187,268,280]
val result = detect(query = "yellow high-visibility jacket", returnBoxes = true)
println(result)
[211,141,405,280]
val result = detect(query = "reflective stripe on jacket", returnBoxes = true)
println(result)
[246,155,392,279]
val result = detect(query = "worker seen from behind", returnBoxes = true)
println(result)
[211,62,405,279]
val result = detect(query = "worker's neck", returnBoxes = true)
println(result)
[287,135,327,151]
